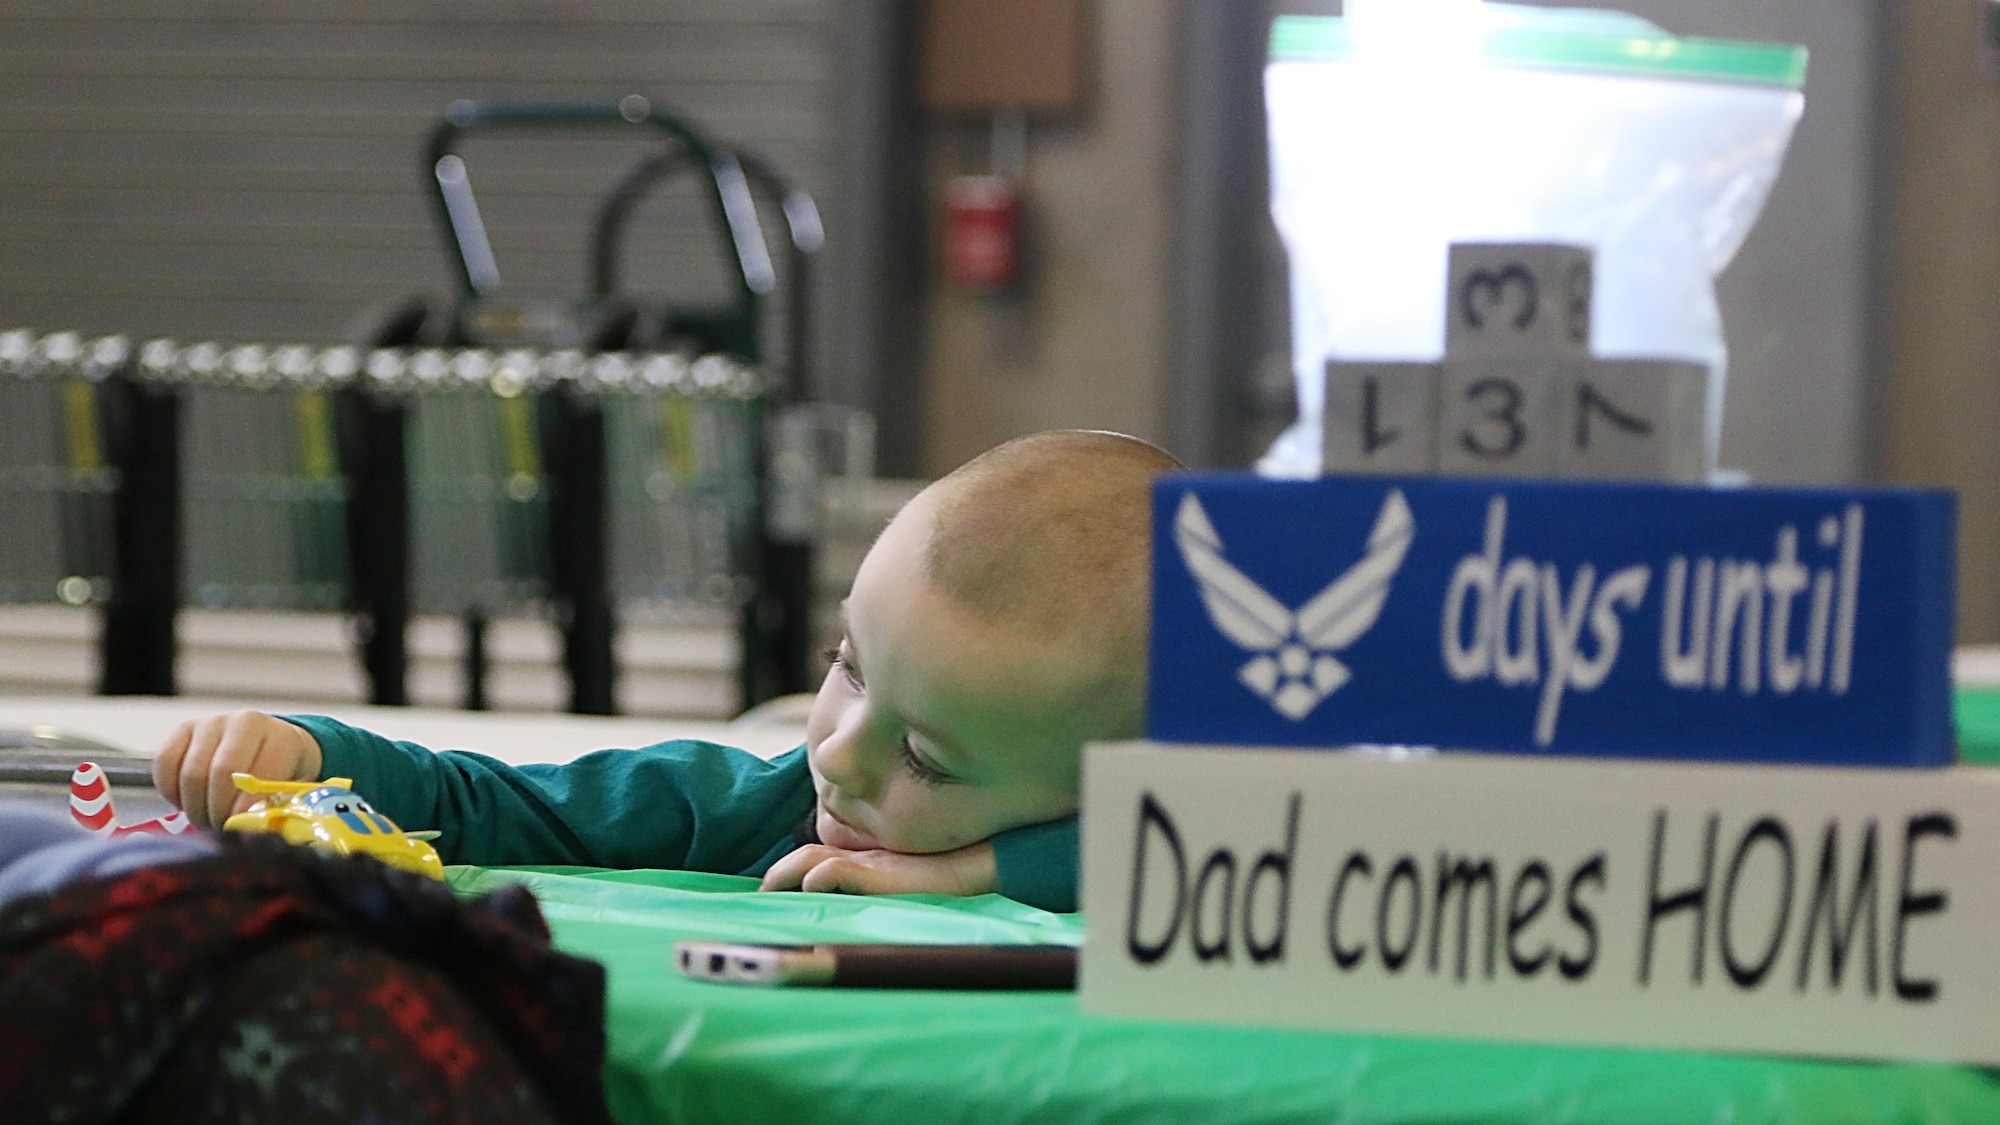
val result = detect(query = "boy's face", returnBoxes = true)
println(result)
[805,494,1107,855]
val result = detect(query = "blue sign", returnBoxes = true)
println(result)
[1148,474,1957,766]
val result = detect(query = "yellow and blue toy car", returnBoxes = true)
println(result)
[223,773,445,880]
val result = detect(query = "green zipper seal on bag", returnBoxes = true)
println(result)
[1269,13,1806,89]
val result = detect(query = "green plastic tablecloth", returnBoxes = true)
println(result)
[1957,687,2000,763]
[449,865,2000,1125]
[439,688,2000,1123]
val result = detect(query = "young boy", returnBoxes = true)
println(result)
[152,430,1182,913]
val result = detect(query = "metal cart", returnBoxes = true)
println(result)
[343,97,824,714]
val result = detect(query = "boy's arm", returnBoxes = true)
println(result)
[758,815,1079,912]
[286,715,815,872]
[989,816,1077,913]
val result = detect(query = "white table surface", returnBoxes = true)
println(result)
[0,695,807,765]
[9,645,1999,770]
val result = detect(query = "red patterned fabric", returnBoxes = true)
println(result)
[0,833,609,1125]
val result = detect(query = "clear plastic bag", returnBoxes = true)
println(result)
[1261,3,1806,477]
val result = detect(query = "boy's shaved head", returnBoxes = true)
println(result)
[918,431,1183,732]
[805,430,1184,858]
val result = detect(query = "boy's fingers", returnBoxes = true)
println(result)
[798,855,889,895]
[231,722,293,818]
[154,710,313,828]
[202,714,246,828]
[174,714,228,825]
[759,845,893,894]
[757,844,834,892]
[761,842,1000,897]
[205,711,275,828]
[152,719,196,809]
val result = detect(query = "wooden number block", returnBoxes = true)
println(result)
[1444,242,1593,360]
[1437,359,1560,476]
[1322,360,1438,475]
[1556,359,1709,482]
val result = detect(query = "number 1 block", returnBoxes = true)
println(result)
[1556,359,1709,482]
[1322,360,1437,474]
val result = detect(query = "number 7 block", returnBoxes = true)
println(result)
[1556,359,1709,482]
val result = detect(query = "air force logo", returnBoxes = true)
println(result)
[1173,489,1414,720]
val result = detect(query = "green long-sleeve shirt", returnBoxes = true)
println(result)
[285,715,1079,912]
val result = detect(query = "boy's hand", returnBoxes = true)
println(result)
[152,710,324,828]
[759,840,998,898]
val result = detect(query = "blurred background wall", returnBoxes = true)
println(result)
[1883,0,2000,643]
[6,1,2000,640]
[917,1,1176,473]
[0,3,829,356]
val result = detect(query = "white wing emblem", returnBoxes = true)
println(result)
[1174,489,1414,720]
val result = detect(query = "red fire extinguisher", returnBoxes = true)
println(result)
[942,173,1021,291]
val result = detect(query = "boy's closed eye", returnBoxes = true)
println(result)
[823,639,960,787]
[824,644,860,689]
[898,742,956,786]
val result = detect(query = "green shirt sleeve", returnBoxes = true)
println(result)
[284,714,815,875]
[286,713,1078,910]
[989,816,1077,914]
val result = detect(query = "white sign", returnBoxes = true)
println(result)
[1080,742,2000,1063]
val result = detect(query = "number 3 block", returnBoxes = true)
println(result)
[1322,360,1438,474]
[1445,243,1594,360]
[1556,359,1709,482]
[1437,358,1560,476]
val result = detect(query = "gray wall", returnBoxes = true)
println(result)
[1882,1,2000,642]
[0,1,844,389]
[918,0,1179,476]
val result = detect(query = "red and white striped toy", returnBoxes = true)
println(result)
[69,761,193,838]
